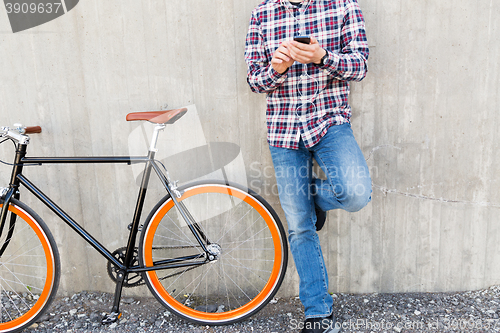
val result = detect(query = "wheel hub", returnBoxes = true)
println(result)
[206,243,222,261]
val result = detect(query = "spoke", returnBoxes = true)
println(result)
[224,226,271,257]
[1,244,44,267]
[225,257,274,261]
[160,211,202,255]
[0,218,31,244]
[0,275,26,317]
[224,252,269,285]
[171,265,208,300]
[219,238,274,247]
[224,214,265,248]
[0,277,43,292]
[0,262,47,270]
[181,264,214,308]
[0,270,45,283]
[0,285,15,322]
[0,221,44,268]
[160,263,203,299]
[1,263,38,301]
[220,259,272,275]
[215,191,241,241]
[156,222,195,247]
[153,234,199,247]
[216,259,245,310]
[214,258,253,302]
[177,201,208,234]
[215,209,252,245]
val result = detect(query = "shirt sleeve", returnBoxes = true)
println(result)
[321,0,369,82]
[244,12,288,94]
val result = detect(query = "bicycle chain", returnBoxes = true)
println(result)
[106,247,200,288]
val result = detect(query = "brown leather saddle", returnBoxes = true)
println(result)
[126,108,187,124]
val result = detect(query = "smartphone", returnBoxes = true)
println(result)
[294,36,310,44]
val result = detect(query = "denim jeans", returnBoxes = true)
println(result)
[269,123,372,319]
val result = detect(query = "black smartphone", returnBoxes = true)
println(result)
[294,36,310,44]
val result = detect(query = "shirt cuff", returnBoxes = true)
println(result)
[268,65,288,84]
[317,51,340,75]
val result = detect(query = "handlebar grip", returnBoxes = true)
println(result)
[25,126,42,134]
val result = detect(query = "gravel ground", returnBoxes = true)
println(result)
[25,285,500,333]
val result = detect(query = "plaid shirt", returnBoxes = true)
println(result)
[245,0,369,149]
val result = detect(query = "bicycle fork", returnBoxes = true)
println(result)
[0,143,26,257]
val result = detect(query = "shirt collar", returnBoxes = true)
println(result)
[273,0,313,9]
[273,0,313,4]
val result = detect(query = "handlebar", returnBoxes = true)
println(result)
[0,124,42,145]
[25,126,42,134]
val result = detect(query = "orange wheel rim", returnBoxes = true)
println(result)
[143,185,283,321]
[0,204,55,331]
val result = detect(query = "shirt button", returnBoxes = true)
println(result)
[323,69,329,74]
[299,116,306,122]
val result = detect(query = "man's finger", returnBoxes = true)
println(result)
[290,48,313,61]
[275,50,291,62]
[291,40,312,51]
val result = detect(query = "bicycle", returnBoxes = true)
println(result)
[0,108,288,333]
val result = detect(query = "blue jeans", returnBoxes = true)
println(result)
[269,123,372,319]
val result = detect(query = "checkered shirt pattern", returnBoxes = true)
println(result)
[245,0,369,149]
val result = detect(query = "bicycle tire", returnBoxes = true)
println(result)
[139,181,287,325]
[0,199,60,333]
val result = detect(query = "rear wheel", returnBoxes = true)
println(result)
[139,181,287,325]
[0,199,60,333]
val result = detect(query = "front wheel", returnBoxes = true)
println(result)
[139,181,288,325]
[0,198,60,333]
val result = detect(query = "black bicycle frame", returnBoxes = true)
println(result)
[0,141,211,316]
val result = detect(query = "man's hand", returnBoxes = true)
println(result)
[271,41,295,74]
[289,36,326,65]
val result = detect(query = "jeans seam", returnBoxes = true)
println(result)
[314,152,338,198]
[315,235,330,315]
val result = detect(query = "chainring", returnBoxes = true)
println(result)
[107,247,144,288]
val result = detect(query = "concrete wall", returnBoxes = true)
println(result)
[0,0,499,297]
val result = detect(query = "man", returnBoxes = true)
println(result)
[245,0,372,332]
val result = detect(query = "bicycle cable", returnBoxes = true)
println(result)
[0,137,17,166]
[0,137,42,167]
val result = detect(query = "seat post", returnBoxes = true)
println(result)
[149,124,166,153]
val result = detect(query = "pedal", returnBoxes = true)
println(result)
[101,311,122,324]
